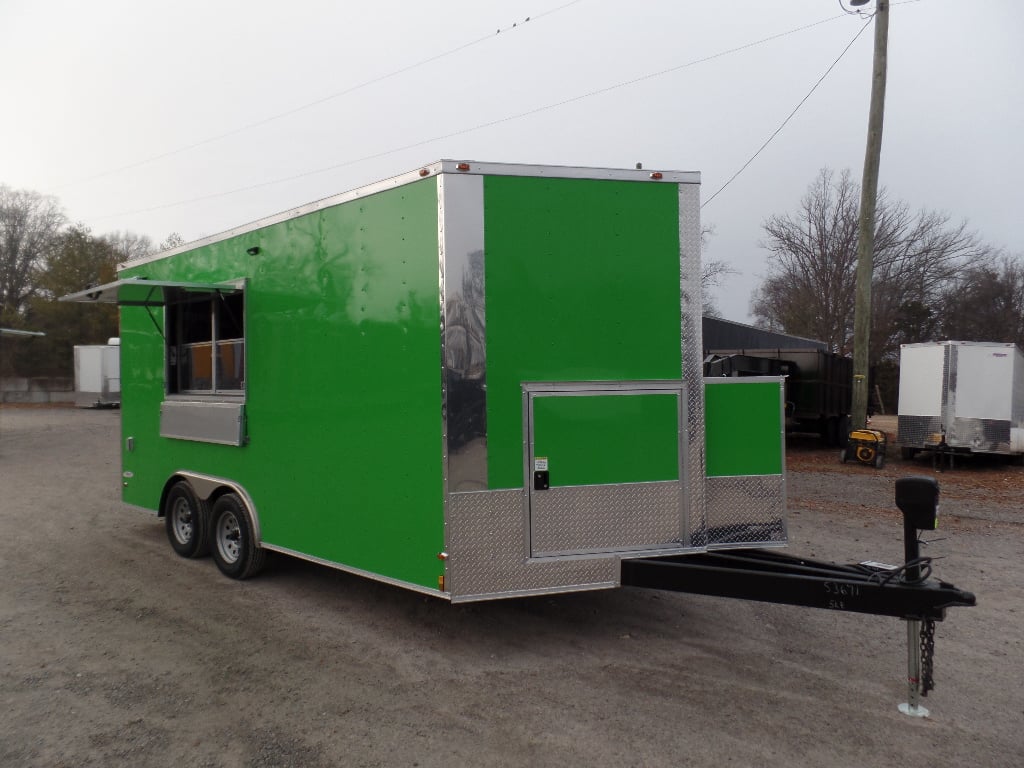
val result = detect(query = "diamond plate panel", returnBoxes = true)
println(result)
[530,481,683,556]
[678,183,706,544]
[703,475,786,547]
[446,490,620,601]
[948,417,1012,453]
[898,414,944,448]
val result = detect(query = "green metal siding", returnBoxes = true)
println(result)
[119,180,445,589]
[704,381,783,477]
[532,394,680,487]
[482,176,683,489]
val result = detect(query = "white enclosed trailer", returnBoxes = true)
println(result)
[898,341,1024,457]
[73,338,121,407]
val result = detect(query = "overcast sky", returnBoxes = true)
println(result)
[2,0,1020,322]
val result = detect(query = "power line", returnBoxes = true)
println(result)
[87,12,851,223]
[56,0,586,191]
[701,17,873,209]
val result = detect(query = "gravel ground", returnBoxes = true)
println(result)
[1,406,1021,768]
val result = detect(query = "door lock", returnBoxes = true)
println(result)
[533,470,550,491]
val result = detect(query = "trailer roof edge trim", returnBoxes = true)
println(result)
[118,160,701,271]
[435,160,699,184]
[59,277,243,306]
[901,340,1020,350]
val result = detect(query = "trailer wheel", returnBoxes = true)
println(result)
[210,493,266,580]
[839,448,848,463]
[874,452,885,469]
[164,481,210,558]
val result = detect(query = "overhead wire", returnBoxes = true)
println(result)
[87,12,853,223]
[701,16,873,209]
[56,0,587,191]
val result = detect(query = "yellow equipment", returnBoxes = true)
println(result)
[842,428,887,468]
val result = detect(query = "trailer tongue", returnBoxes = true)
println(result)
[622,476,975,717]
[622,549,973,622]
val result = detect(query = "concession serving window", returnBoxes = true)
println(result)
[61,277,248,446]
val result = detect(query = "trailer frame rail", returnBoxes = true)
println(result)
[620,549,975,621]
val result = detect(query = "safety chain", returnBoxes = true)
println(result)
[920,618,936,696]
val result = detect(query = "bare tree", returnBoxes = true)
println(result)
[751,169,859,351]
[699,224,735,317]
[869,202,990,358]
[0,185,66,324]
[103,230,153,264]
[157,232,186,252]
[751,168,990,360]
[937,253,1024,347]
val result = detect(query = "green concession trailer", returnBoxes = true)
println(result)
[63,160,786,601]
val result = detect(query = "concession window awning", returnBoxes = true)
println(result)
[59,277,243,306]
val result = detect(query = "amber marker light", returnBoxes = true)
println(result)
[456,163,471,171]
[419,168,430,177]
[649,172,663,180]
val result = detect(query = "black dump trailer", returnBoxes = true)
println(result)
[704,347,852,446]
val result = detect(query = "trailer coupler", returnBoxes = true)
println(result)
[621,476,976,716]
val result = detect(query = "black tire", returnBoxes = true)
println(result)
[839,448,848,464]
[874,452,885,469]
[163,481,210,558]
[210,493,266,580]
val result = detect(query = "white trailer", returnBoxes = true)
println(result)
[898,341,1024,458]
[73,338,121,407]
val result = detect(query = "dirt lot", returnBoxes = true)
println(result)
[1,407,1021,768]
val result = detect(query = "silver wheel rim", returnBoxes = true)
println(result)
[170,496,193,545]
[216,511,241,564]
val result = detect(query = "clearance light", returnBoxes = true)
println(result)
[456,163,471,171]
[419,168,430,177]
[437,551,449,560]
[649,172,663,180]
[438,575,446,591]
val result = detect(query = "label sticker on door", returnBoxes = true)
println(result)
[534,457,549,472]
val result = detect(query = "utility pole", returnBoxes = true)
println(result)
[850,0,889,430]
